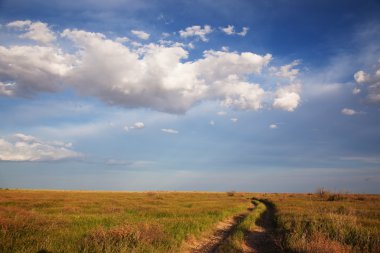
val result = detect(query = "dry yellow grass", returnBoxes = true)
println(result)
[256,193,380,253]
[0,189,251,253]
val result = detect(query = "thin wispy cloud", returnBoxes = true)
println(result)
[341,108,357,116]
[161,128,179,134]
[0,133,81,161]
[269,124,277,129]
[131,29,150,40]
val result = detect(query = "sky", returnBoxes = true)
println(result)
[0,0,380,193]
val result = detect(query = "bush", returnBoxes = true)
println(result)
[226,191,236,197]
[327,193,345,201]
[315,187,331,199]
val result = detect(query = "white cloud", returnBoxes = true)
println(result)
[179,25,213,42]
[221,46,229,52]
[209,120,215,125]
[161,128,178,134]
[220,25,235,35]
[376,69,380,77]
[272,84,301,111]
[161,32,170,38]
[107,159,132,165]
[0,44,74,96]
[107,159,154,167]
[269,124,277,129]
[131,30,150,40]
[6,20,32,28]
[237,27,249,36]
[0,21,302,114]
[131,122,144,129]
[7,20,56,44]
[0,81,15,96]
[220,26,249,36]
[230,118,238,123]
[124,122,144,131]
[115,36,130,43]
[0,133,81,161]
[218,77,265,110]
[352,87,361,94]
[272,60,300,80]
[61,30,271,113]
[217,111,227,116]
[354,70,369,84]
[341,108,357,116]
[353,66,380,103]
[196,50,272,82]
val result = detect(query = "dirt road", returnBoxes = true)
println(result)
[184,211,250,253]
[242,202,283,253]
[184,200,283,253]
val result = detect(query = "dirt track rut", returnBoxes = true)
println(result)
[184,200,283,253]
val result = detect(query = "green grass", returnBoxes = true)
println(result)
[259,193,380,253]
[216,199,267,253]
[0,189,251,253]
[1,190,379,253]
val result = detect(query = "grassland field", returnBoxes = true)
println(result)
[0,189,379,253]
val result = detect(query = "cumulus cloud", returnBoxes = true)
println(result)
[353,66,380,103]
[272,84,301,111]
[217,111,227,116]
[6,20,31,28]
[0,133,81,161]
[354,70,370,84]
[179,25,213,42]
[161,128,178,134]
[0,20,302,113]
[209,120,215,125]
[237,27,249,36]
[7,20,56,44]
[220,25,235,35]
[131,30,150,40]
[124,122,145,131]
[341,108,357,116]
[220,25,249,36]
[131,122,145,129]
[0,44,74,96]
[271,60,300,81]
[217,76,265,110]
[230,118,238,123]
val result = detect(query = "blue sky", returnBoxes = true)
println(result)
[1,0,380,193]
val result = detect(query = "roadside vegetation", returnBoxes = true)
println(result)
[0,190,250,253]
[260,191,380,253]
[216,199,267,252]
